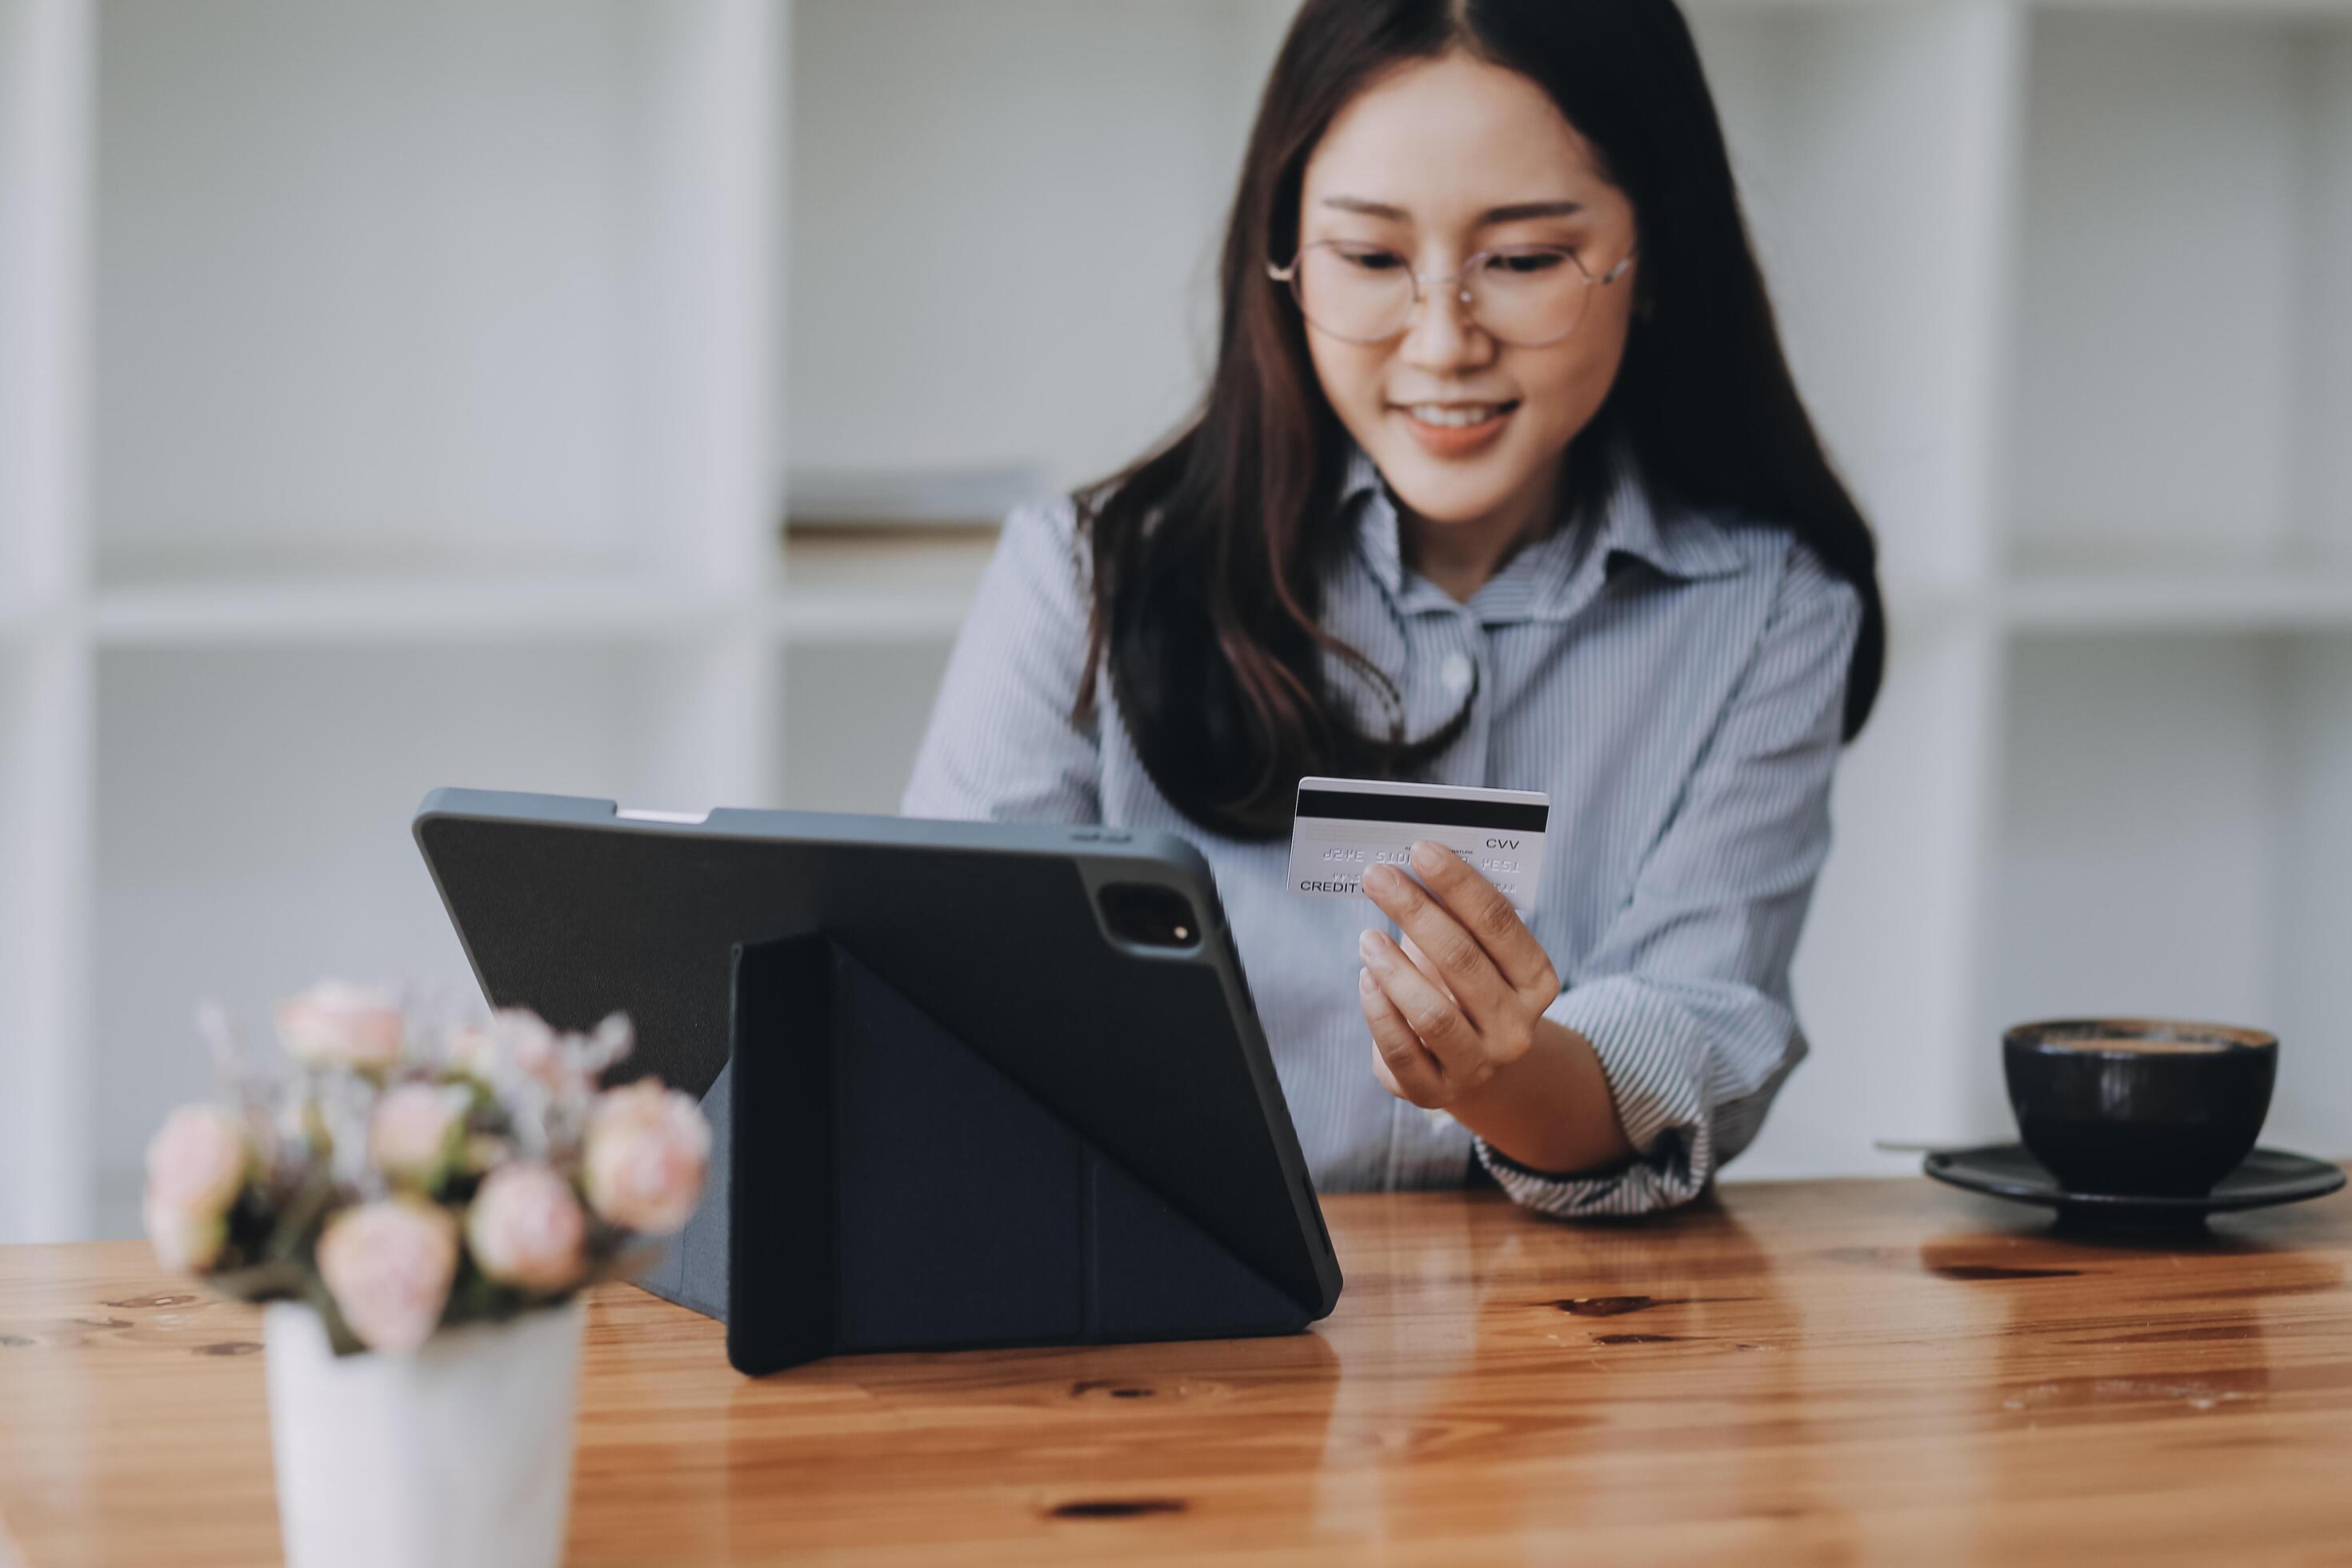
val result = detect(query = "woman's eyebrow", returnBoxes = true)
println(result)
[1318,196,1586,224]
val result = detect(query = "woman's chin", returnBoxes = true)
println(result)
[1378,461,1533,528]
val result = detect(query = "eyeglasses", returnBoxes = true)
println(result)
[1266,241,1636,348]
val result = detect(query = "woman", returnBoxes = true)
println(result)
[903,0,1884,1218]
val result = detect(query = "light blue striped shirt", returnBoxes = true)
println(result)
[902,433,1862,1216]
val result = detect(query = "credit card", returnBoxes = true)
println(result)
[1287,776,1550,912]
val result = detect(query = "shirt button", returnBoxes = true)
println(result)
[1438,652,1474,696]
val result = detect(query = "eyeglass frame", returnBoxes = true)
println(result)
[1266,239,1638,348]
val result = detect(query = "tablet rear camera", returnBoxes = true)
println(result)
[1098,883,1202,950]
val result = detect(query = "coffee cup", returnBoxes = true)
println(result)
[2002,1018,2277,1195]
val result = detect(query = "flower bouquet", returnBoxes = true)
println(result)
[143,979,713,1568]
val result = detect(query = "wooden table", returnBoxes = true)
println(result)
[5,1174,2350,1566]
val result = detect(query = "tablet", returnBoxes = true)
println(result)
[410,787,1342,1330]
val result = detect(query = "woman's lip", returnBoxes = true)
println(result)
[1395,402,1517,458]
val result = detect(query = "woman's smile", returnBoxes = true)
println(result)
[1395,399,1520,456]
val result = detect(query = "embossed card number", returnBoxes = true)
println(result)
[1286,776,1549,915]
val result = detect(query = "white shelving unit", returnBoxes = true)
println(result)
[6,0,2351,1240]
[6,0,801,1240]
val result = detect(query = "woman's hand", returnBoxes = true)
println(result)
[1355,839,1562,1110]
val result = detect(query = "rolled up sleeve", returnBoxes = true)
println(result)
[1475,542,1863,1217]
[901,498,1102,823]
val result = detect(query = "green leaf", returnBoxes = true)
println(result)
[206,1261,308,1302]
[304,1280,370,1358]
[266,1171,340,1266]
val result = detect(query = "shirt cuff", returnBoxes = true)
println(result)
[1470,974,1718,1218]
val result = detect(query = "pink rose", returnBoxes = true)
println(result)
[443,1022,496,1078]
[145,1104,250,1215]
[316,1199,458,1353]
[446,1010,598,1099]
[143,1188,228,1271]
[368,1082,469,1187]
[464,1163,587,1293]
[583,1081,710,1234]
[274,981,406,1070]
[501,1011,570,1091]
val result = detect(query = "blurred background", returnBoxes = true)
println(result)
[5,0,2350,1242]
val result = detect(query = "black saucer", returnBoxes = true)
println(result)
[1925,1143,2344,1226]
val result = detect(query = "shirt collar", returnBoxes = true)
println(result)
[1340,426,1748,614]
[1340,441,1407,594]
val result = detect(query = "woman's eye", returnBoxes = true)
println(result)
[1335,248,1406,273]
[1488,250,1568,275]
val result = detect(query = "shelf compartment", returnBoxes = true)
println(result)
[1690,0,2023,592]
[785,0,1278,497]
[91,0,778,591]
[1986,632,2352,1159]
[2007,9,2352,571]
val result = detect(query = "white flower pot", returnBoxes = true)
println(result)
[263,1296,586,1568]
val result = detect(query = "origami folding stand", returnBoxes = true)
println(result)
[639,933,1314,1374]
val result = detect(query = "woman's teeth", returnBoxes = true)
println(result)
[1404,404,1510,427]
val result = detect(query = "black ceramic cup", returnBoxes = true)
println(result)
[2002,1018,2278,1195]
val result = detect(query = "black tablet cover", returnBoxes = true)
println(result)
[412,789,1341,1348]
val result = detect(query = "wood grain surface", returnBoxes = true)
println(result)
[4,1176,2350,1566]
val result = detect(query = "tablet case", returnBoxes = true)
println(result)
[635,933,1315,1374]
[413,789,1341,1375]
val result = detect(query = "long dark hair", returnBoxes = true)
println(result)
[1074,0,1885,840]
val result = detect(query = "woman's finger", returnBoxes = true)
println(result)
[1362,861,1515,1026]
[1406,840,1560,1004]
[1358,966,1444,1105]
[1359,928,1484,1085]
[1399,933,1458,1003]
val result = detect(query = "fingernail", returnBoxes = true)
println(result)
[1358,966,1376,993]
[1358,929,1385,965]
[1364,862,1398,894]
[1410,839,1444,871]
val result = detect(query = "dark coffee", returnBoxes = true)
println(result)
[2002,1018,2277,1196]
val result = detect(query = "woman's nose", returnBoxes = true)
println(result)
[1399,278,1493,368]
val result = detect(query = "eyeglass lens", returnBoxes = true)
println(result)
[1290,244,1594,346]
